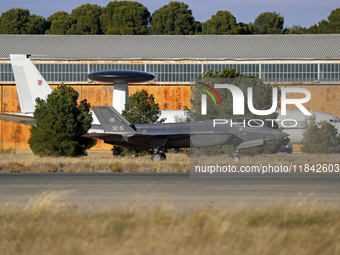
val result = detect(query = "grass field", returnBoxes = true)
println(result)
[0,151,339,173]
[0,151,190,173]
[0,152,339,254]
[0,192,339,255]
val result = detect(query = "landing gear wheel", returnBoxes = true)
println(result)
[151,153,163,162]
[160,153,166,160]
[233,155,240,162]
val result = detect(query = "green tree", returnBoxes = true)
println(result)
[114,89,165,156]
[193,69,279,122]
[307,8,340,34]
[202,11,251,35]
[45,11,76,35]
[149,1,201,35]
[100,1,149,35]
[191,69,288,156]
[327,8,340,33]
[253,12,284,34]
[122,89,165,124]
[286,25,309,34]
[0,8,48,34]
[28,84,96,157]
[27,14,49,34]
[69,4,102,34]
[301,115,340,153]
[306,19,332,34]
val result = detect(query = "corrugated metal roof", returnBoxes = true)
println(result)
[0,34,339,60]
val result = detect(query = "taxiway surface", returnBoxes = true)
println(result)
[0,173,339,211]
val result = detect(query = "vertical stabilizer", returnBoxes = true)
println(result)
[10,54,52,113]
[91,106,136,134]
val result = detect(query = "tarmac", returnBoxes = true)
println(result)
[0,172,339,211]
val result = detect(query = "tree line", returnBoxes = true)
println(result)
[0,1,339,35]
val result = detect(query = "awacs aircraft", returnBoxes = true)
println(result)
[276,110,340,144]
[0,54,288,161]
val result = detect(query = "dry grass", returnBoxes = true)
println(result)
[0,151,339,173]
[0,191,339,255]
[0,151,190,173]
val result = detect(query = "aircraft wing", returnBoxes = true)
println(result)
[0,113,35,126]
[84,130,233,149]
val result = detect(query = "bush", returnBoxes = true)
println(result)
[302,115,340,153]
[28,84,96,157]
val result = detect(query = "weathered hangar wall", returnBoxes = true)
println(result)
[0,83,339,152]
[0,84,191,151]
[281,85,340,116]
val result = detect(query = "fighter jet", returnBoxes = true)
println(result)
[85,106,288,161]
[0,54,288,161]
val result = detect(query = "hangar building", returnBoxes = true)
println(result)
[0,34,339,150]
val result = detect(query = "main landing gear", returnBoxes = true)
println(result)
[151,148,166,162]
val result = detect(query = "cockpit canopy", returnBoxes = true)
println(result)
[329,117,340,123]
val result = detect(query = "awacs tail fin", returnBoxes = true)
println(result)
[91,106,136,134]
[10,54,52,113]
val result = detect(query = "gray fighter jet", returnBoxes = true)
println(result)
[84,106,288,161]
